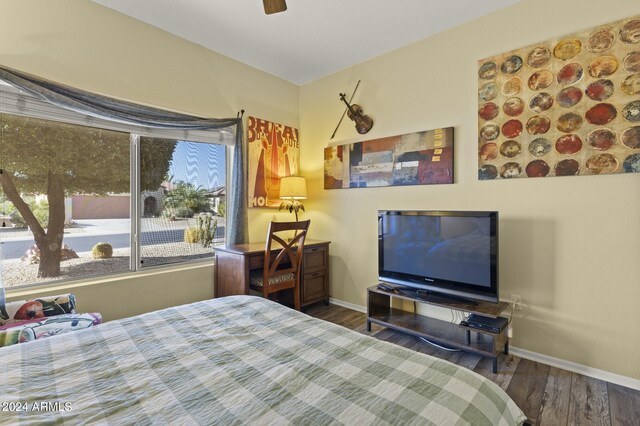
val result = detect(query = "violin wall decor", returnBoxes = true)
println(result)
[330,80,374,139]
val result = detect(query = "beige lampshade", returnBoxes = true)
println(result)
[279,176,307,200]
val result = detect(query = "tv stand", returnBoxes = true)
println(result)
[367,285,510,373]
[399,287,479,306]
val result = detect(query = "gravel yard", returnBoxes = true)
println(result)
[1,244,215,289]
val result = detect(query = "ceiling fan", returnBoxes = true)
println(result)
[263,0,287,15]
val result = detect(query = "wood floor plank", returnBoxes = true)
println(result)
[373,328,418,348]
[331,310,365,328]
[440,350,466,364]
[360,322,385,335]
[505,358,550,424]
[608,382,640,426]
[403,336,471,366]
[342,313,367,330]
[304,304,335,320]
[455,352,482,371]
[568,373,611,426]
[538,366,572,426]
[353,323,370,334]
[407,335,443,355]
[311,306,351,322]
[411,338,466,365]
[473,354,521,391]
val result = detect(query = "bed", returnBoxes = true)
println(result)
[0,296,526,425]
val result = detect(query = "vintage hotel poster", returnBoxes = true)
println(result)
[247,116,300,207]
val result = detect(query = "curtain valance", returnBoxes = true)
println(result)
[0,65,238,130]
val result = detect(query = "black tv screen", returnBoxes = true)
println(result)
[378,210,498,303]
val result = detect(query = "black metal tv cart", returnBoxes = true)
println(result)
[367,285,510,373]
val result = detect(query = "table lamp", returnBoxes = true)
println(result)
[279,176,307,222]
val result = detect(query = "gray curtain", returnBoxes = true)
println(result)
[0,224,3,305]
[228,117,249,245]
[0,276,4,307]
[0,65,248,245]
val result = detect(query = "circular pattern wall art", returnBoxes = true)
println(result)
[478,15,640,179]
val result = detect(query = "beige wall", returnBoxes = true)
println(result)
[300,0,640,379]
[1,0,297,317]
[6,263,215,322]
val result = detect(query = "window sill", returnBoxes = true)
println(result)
[5,259,215,300]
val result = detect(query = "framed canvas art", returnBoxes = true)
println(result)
[478,15,640,180]
[324,127,454,189]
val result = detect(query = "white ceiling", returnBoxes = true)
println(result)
[92,0,522,85]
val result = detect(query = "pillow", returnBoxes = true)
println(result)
[0,312,101,347]
[0,293,76,326]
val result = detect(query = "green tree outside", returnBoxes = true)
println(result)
[0,113,176,278]
[164,181,211,215]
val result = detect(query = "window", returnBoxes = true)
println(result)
[140,138,226,267]
[0,84,229,290]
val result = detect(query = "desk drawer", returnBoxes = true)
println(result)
[303,245,327,273]
[248,254,264,270]
[303,271,327,304]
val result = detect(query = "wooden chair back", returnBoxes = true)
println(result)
[261,220,310,310]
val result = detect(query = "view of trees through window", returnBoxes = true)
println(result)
[140,138,226,267]
[0,114,226,289]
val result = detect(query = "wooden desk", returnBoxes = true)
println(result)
[215,240,330,308]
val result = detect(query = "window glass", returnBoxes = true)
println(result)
[0,113,131,289]
[139,138,225,267]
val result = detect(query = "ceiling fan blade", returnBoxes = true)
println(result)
[263,0,287,15]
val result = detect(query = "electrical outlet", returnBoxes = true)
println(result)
[507,324,513,338]
[511,294,523,310]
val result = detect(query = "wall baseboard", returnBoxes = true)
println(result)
[329,297,367,313]
[328,297,640,391]
[508,347,640,391]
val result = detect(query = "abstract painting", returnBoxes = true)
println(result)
[247,116,300,207]
[324,127,454,189]
[478,15,640,180]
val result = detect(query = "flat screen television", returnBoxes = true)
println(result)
[378,210,499,304]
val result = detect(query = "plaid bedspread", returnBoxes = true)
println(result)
[0,296,526,425]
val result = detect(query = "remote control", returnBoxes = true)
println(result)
[377,283,393,292]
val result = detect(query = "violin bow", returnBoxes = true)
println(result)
[330,79,361,140]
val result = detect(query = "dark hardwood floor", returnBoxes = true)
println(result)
[305,304,640,426]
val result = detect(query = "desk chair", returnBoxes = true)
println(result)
[249,220,310,311]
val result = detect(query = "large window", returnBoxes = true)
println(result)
[0,86,228,290]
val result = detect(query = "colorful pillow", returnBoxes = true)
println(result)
[0,293,76,326]
[0,312,101,347]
